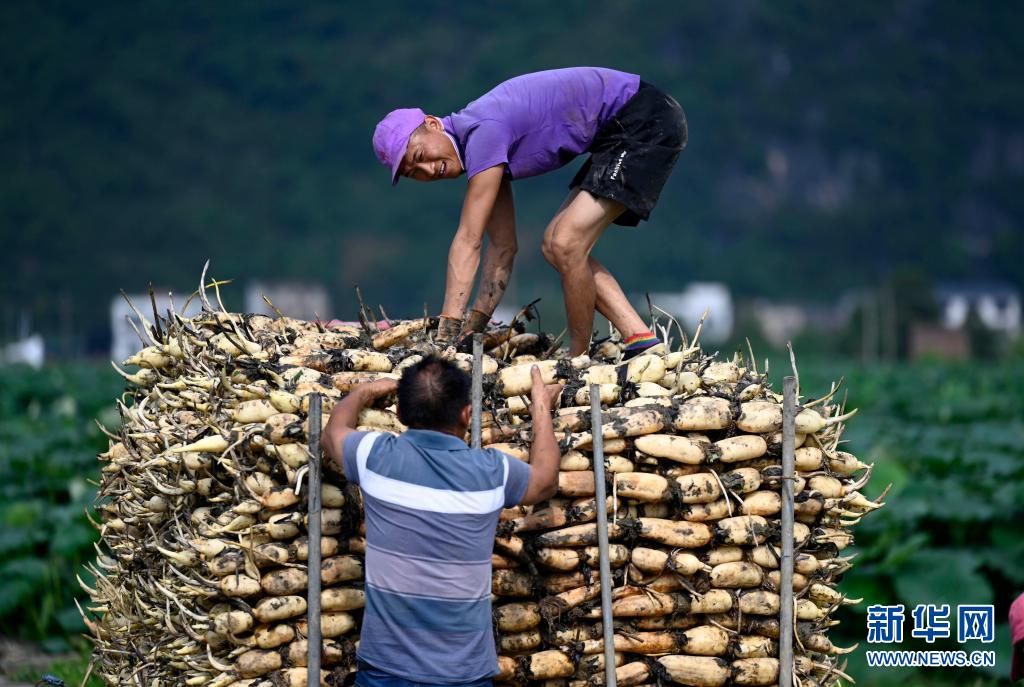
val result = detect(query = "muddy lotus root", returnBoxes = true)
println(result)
[85,278,876,686]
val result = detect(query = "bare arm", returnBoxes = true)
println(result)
[321,379,398,474]
[440,165,506,319]
[519,366,563,505]
[466,176,516,329]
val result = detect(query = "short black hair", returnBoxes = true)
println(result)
[411,121,430,138]
[397,355,471,430]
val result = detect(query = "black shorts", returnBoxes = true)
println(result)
[570,81,687,226]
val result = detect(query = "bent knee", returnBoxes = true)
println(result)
[542,233,586,271]
[540,234,561,267]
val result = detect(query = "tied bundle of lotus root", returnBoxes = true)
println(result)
[84,275,880,687]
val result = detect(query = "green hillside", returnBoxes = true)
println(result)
[2,1,1022,347]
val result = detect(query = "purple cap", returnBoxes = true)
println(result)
[373,108,426,186]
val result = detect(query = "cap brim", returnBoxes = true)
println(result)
[389,140,409,186]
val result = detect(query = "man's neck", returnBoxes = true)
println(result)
[419,423,468,440]
[438,426,467,439]
[408,424,469,441]
[440,119,465,169]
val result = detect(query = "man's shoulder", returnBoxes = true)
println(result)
[450,446,513,487]
[366,435,510,492]
[346,429,390,456]
[447,112,514,141]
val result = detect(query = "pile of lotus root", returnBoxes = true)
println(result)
[84,277,879,687]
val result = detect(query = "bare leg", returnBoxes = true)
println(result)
[542,190,633,356]
[560,257,599,356]
[548,188,581,225]
[591,256,649,338]
[552,192,648,339]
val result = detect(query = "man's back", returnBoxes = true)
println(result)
[443,66,640,180]
[342,428,530,683]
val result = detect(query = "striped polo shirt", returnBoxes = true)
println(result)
[342,428,531,683]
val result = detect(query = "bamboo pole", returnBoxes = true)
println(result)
[306,394,322,687]
[471,333,483,449]
[590,384,617,687]
[779,377,796,687]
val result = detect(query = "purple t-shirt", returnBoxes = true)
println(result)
[441,67,640,180]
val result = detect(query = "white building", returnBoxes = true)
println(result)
[751,302,807,348]
[110,292,200,363]
[646,283,734,343]
[244,282,331,322]
[1,334,44,369]
[937,283,1021,335]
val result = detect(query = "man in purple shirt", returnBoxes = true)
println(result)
[372,67,687,358]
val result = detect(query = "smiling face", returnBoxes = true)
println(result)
[400,116,463,182]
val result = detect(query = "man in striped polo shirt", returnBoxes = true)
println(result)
[322,355,562,686]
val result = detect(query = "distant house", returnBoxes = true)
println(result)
[909,323,970,360]
[646,283,733,343]
[1,334,44,369]
[110,292,200,363]
[244,282,331,322]
[936,283,1021,335]
[751,301,807,348]
[748,298,852,348]
[110,284,332,363]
